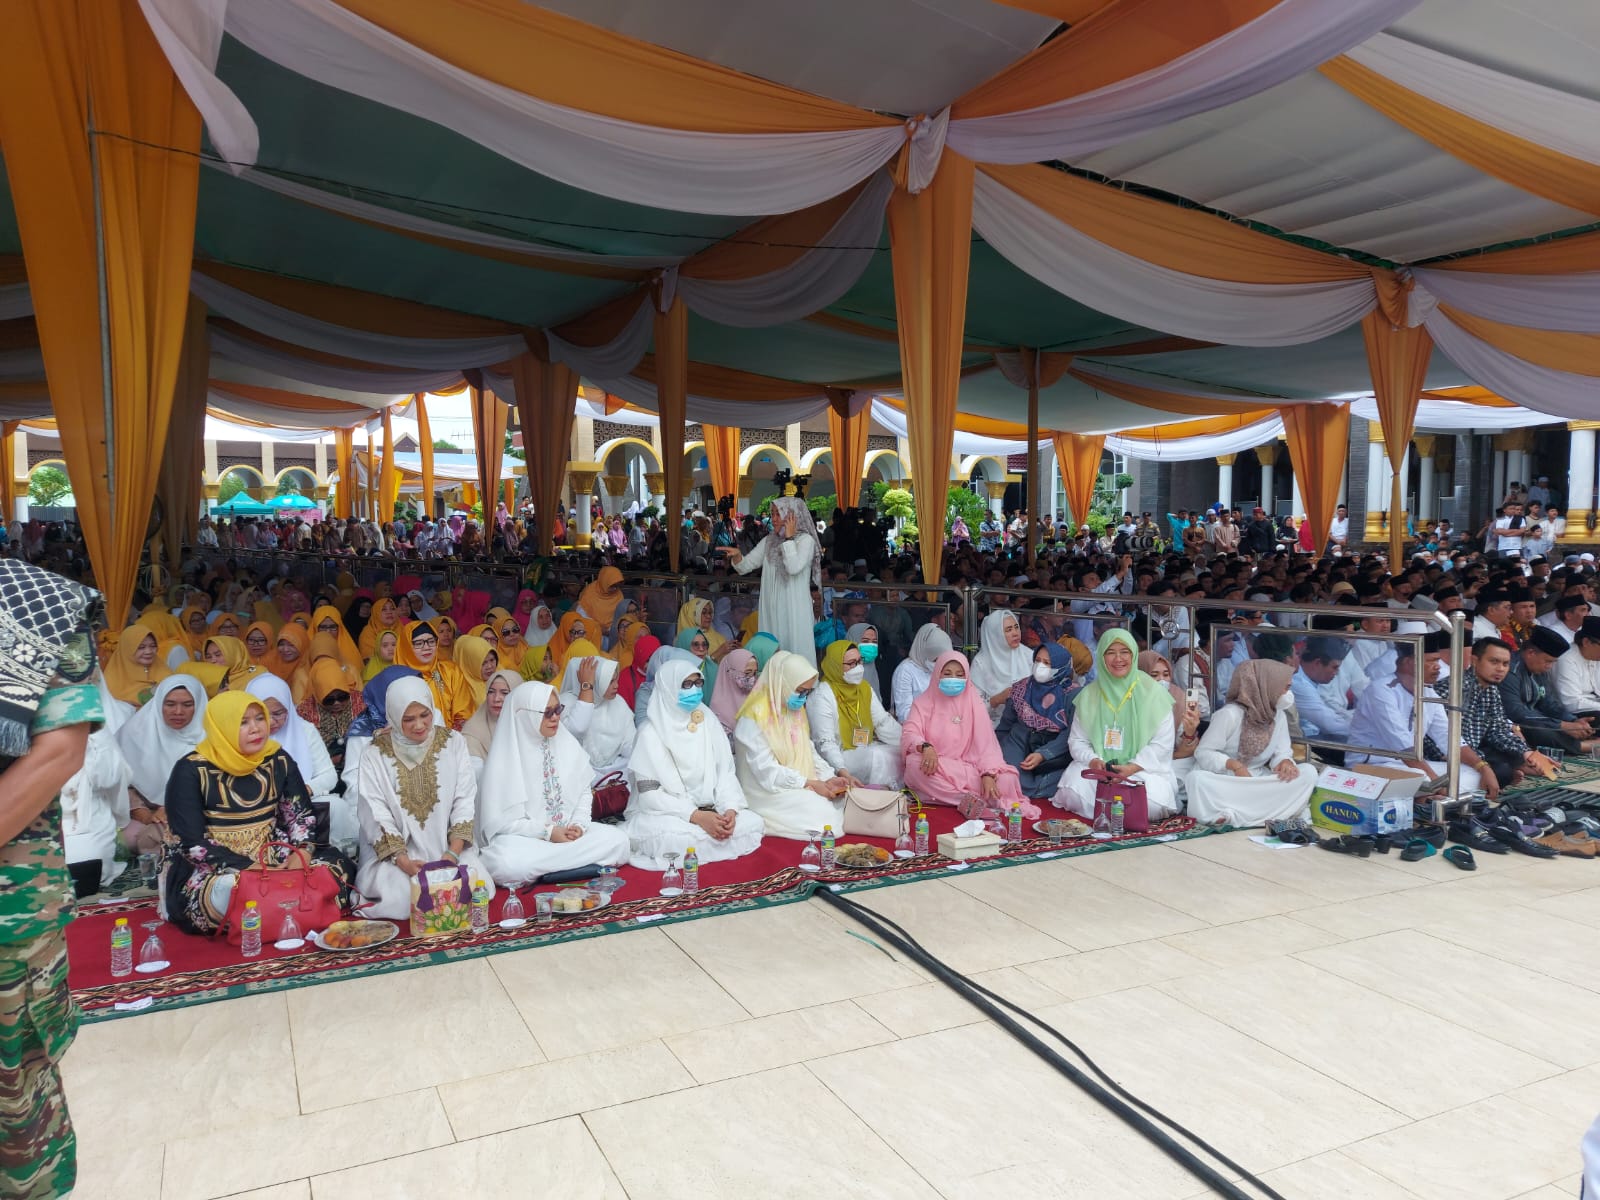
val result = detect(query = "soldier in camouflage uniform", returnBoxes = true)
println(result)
[0,562,102,1199]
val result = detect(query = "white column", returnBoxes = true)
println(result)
[259,441,275,484]
[1216,455,1234,509]
[1260,462,1276,513]
[1418,455,1435,520]
[1492,450,1507,503]
[1337,460,1348,507]
[1510,449,1528,490]
[1366,439,1385,528]
[1568,425,1597,532]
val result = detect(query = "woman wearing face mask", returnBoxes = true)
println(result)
[353,676,486,918]
[733,649,853,839]
[676,626,719,694]
[476,681,631,886]
[997,642,1081,799]
[1188,659,1318,826]
[624,659,765,870]
[809,641,904,787]
[892,624,953,723]
[969,610,1036,727]
[901,651,1028,811]
[707,647,758,738]
[558,656,637,784]
[845,622,884,700]
[461,668,520,766]
[1055,630,1181,822]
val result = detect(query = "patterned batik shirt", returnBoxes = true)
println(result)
[1436,672,1528,759]
[0,679,104,945]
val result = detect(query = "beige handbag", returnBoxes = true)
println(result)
[842,787,906,839]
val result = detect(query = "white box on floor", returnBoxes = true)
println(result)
[1309,764,1421,836]
[936,830,1005,861]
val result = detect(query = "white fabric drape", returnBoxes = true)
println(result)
[869,399,1027,456]
[1347,395,1549,432]
[676,171,892,326]
[1418,309,1600,420]
[1344,31,1600,169]
[1411,268,1600,334]
[209,327,469,395]
[971,172,1378,346]
[596,372,830,428]
[205,387,386,429]
[1106,417,1285,461]
[544,294,655,380]
[0,284,32,322]
[945,0,1422,165]
[221,0,906,216]
[203,413,344,440]
[137,0,260,169]
[191,272,529,369]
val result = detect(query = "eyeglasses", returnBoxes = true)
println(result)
[542,704,565,719]
[411,636,438,649]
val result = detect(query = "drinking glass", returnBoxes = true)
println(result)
[1538,746,1566,767]
[137,852,160,890]
[135,919,169,973]
[534,892,554,925]
[799,830,822,873]
[660,851,683,896]
[1091,808,1114,840]
[275,900,305,950]
[500,891,526,929]
[893,811,915,860]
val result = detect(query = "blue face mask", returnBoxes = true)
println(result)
[677,686,704,710]
[858,643,879,663]
[786,691,809,711]
[938,677,967,697]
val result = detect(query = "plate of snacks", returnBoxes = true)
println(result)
[550,888,602,914]
[1034,818,1093,840]
[832,843,893,870]
[311,919,399,952]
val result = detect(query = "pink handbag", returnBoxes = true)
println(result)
[1091,776,1150,833]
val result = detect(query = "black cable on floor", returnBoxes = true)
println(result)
[816,886,1286,1200]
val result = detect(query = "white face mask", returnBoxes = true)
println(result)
[1274,692,1296,713]
[842,665,865,685]
[1032,662,1055,684]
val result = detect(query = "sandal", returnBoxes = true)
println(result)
[1399,838,1436,862]
[1443,846,1476,871]
[1277,828,1319,846]
[1319,835,1373,858]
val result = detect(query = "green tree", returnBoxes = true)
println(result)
[876,486,914,523]
[503,431,525,462]
[432,438,462,452]
[217,474,249,504]
[945,485,988,537]
[27,466,71,507]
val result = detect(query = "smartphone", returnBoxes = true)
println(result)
[1187,684,1205,708]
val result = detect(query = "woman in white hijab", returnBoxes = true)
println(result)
[624,658,764,870]
[726,495,823,666]
[354,675,485,918]
[733,649,852,839]
[891,624,953,722]
[461,667,520,766]
[559,655,636,784]
[969,609,1035,727]
[244,672,345,843]
[117,674,206,855]
[524,603,558,650]
[477,681,630,886]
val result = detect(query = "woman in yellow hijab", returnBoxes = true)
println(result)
[577,566,626,630]
[530,612,608,682]
[358,597,401,660]
[677,598,726,652]
[202,635,264,693]
[363,628,401,680]
[435,615,459,662]
[453,634,498,708]
[177,603,212,659]
[308,604,362,676]
[296,632,362,705]
[612,619,649,674]
[266,623,310,683]
[103,621,172,706]
[206,611,244,641]
[140,610,190,670]
[242,621,275,669]
[486,607,528,671]
[394,620,476,730]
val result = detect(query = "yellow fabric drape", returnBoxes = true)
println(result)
[415,392,435,518]
[1280,403,1351,557]
[379,406,400,520]
[1321,55,1600,218]
[1434,230,1600,275]
[1420,386,1517,408]
[467,382,509,524]
[1052,433,1106,529]
[159,298,209,568]
[956,0,1279,118]
[702,425,741,505]
[364,434,376,521]
[0,421,17,523]
[1437,306,1600,377]
[503,479,516,514]
[332,428,354,519]
[337,0,897,135]
[0,0,203,623]
[1111,411,1279,439]
[888,151,976,588]
[825,397,870,510]
[507,348,579,556]
[206,379,374,422]
[655,297,690,572]
[1361,312,1433,566]
[1068,366,1276,416]
[981,164,1367,283]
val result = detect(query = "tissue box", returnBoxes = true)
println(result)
[1309,764,1421,836]
[936,830,1005,861]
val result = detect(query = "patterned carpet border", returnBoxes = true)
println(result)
[73,816,1222,1023]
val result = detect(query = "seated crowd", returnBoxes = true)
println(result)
[54,497,1594,932]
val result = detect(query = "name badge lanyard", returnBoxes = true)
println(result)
[1101,676,1139,757]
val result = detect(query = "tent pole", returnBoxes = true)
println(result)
[1026,349,1039,572]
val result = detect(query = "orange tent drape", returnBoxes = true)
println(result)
[825,395,870,510]
[379,406,399,522]
[158,299,209,568]
[0,0,202,623]
[0,422,17,524]
[1052,433,1106,530]
[1280,403,1351,558]
[467,381,509,526]
[655,297,690,572]
[889,152,976,587]
[702,425,741,506]
[414,393,435,519]
[332,428,354,519]
[1361,312,1433,566]
[364,434,377,521]
[508,348,579,556]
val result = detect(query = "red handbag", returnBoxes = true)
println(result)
[1091,775,1150,833]
[220,841,344,945]
[591,771,629,822]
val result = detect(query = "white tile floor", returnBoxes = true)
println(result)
[60,831,1600,1199]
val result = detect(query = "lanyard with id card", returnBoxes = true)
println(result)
[1101,675,1138,759]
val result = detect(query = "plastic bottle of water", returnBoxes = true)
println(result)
[683,847,700,895]
[1007,802,1023,843]
[110,917,133,977]
[470,879,491,933]
[240,900,262,959]
[915,811,930,855]
[821,826,836,870]
[1111,796,1126,837]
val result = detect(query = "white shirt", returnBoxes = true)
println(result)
[1471,614,1504,642]
[1329,516,1349,542]
[1538,612,1579,645]
[1553,648,1600,713]
[1347,677,1452,766]
[1290,668,1352,739]
[1194,703,1294,775]
[1495,515,1526,555]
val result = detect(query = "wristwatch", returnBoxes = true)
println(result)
[918,741,932,752]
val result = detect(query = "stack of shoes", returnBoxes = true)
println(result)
[1481,810,1560,858]
[1534,828,1599,858]
[1447,814,1511,855]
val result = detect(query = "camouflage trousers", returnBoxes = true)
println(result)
[0,930,77,1200]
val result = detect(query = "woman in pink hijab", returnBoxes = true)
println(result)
[707,647,759,737]
[901,650,1032,815]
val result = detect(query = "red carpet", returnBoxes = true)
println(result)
[68,800,1205,1020]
